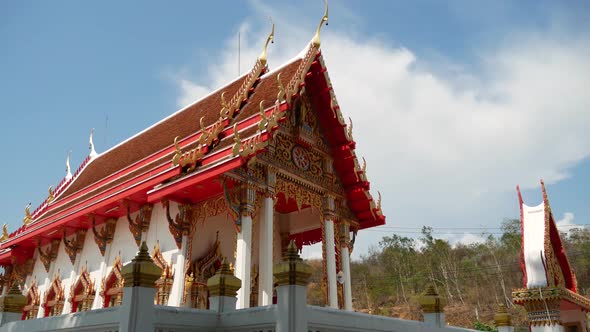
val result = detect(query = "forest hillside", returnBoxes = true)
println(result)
[305,219,590,331]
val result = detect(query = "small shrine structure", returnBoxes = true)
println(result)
[514,181,590,331]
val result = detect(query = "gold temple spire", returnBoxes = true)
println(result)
[0,224,8,242]
[258,19,275,65]
[23,202,32,225]
[312,0,329,47]
[47,186,55,203]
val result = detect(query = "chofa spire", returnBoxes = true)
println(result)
[65,150,72,180]
[312,0,329,47]
[257,19,275,66]
[89,128,98,159]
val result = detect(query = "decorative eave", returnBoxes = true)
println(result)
[513,286,590,312]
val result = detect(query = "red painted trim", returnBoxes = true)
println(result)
[147,157,244,203]
[516,185,527,288]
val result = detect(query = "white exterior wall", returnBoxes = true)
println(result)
[190,214,237,265]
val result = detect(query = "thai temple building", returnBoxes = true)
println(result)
[513,181,590,332]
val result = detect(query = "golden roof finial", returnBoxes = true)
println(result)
[23,202,32,225]
[347,117,353,139]
[361,157,366,174]
[258,19,275,65]
[312,0,329,47]
[48,186,55,203]
[376,191,382,211]
[65,150,72,179]
[0,224,8,242]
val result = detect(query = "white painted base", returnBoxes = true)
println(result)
[0,312,21,325]
[423,312,445,328]
[497,327,514,332]
[531,325,564,332]
[209,296,238,313]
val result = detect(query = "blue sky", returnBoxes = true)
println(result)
[1,1,589,258]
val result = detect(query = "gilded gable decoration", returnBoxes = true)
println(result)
[43,271,65,317]
[100,254,123,308]
[126,203,154,247]
[163,200,193,249]
[37,239,60,273]
[23,278,40,320]
[171,22,274,174]
[69,263,95,312]
[152,241,174,305]
[91,216,116,257]
[63,228,86,265]
[9,257,34,285]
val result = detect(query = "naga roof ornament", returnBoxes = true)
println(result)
[0,224,8,242]
[258,19,274,66]
[312,0,329,47]
[23,203,32,225]
[89,128,98,159]
[65,150,73,180]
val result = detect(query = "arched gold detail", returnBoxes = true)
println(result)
[23,278,40,320]
[69,264,95,312]
[312,0,329,47]
[43,271,65,316]
[37,239,60,273]
[100,254,123,307]
[152,241,174,305]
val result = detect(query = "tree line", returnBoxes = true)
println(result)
[306,219,590,331]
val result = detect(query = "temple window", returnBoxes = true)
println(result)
[100,255,123,308]
[69,264,95,312]
[152,242,174,305]
[22,281,40,320]
[43,273,65,317]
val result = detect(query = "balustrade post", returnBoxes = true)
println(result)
[417,284,446,328]
[0,283,27,325]
[118,242,161,332]
[274,241,312,332]
[207,258,241,313]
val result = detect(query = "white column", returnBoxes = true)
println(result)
[258,194,274,306]
[324,218,338,308]
[92,242,113,309]
[140,231,148,244]
[341,245,352,311]
[168,235,188,306]
[235,214,252,309]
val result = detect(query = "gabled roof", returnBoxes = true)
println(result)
[0,33,385,262]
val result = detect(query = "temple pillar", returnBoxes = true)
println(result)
[259,168,275,306]
[339,221,353,311]
[235,183,255,309]
[323,195,338,308]
[168,234,188,306]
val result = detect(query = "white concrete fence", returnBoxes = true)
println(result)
[0,242,495,332]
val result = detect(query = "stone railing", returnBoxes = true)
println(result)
[0,241,510,332]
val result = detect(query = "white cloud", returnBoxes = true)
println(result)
[174,3,590,258]
[301,243,323,260]
[556,212,586,235]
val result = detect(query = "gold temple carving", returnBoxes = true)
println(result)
[163,200,193,249]
[152,242,174,305]
[100,254,123,308]
[43,272,65,316]
[37,239,60,273]
[91,217,116,257]
[69,264,95,312]
[63,228,86,265]
[126,203,154,247]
